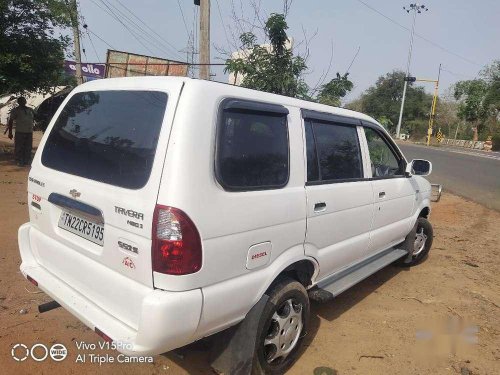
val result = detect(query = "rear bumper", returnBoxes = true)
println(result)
[18,223,203,355]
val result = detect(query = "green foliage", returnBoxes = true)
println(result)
[225,13,309,99]
[0,0,72,95]
[454,80,489,123]
[376,116,393,130]
[317,73,353,107]
[405,119,429,139]
[453,60,500,138]
[345,97,364,112]
[225,13,354,104]
[349,70,433,134]
[481,60,500,113]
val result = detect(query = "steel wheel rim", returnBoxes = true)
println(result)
[413,226,428,257]
[263,298,303,364]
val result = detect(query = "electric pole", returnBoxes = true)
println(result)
[395,3,428,139]
[68,0,83,85]
[198,0,210,80]
[426,63,441,145]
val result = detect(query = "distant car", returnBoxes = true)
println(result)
[399,133,410,140]
[19,77,438,374]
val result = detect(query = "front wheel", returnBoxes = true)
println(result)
[399,217,434,266]
[252,278,310,375]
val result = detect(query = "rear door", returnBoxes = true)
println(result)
[28,80,184,289]
[361,124,415,254]
[303,111,374,280]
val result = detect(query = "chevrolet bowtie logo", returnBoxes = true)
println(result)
[69,189,81,198]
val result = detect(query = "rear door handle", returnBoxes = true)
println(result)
[378,192,386,199]
[314,202,327,212]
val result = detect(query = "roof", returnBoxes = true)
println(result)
[76,76,381,127]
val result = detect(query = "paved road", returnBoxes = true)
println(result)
[399,143,500,211]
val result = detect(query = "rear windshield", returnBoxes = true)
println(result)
[42,90,168,189]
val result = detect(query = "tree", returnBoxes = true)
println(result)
[435,99,459,138]
[481,60,500,112]
[317,72,353,107]
[376,116,393,130]
[453,80,489,141]
[481,60,500,137]
[348,70,433,135]
[453,60,500,140]
[0,0,72,95]
[225,13,308,99]
[345,96,364,112]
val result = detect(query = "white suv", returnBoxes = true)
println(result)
[19,77,438,374]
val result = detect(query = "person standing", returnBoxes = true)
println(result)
[7,97,34,166]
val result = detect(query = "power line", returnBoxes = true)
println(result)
[76,11,89,62]
[345,46,361,74]
[106,0,179,57]
[78,8,101,62]
[176,0,191,38]
[113,0,185,59]
[98,0,165,56]
[89,0,156,55]
[215,0,231,50]
[83,61,225,66]
[176,0,195,77]
[80,32,89,61]
[92,0,185,59]
[355,0,481,67]
[85,28,101,61]
[87,28,115,50]
[75,1,90,63]
[441,66,474,79]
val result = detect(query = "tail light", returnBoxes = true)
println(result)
[27,275,38,286]
[95,327,113,342]
[152,205,202,275]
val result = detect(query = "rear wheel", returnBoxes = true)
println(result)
[252,278,309,375]
[399,217,433,266]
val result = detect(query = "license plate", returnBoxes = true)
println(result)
[58,211,104,246]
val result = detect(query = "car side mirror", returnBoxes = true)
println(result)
[406,159,432,176]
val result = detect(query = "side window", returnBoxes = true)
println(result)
[364,127,403,177]
[216,109,289,190]
[306,121,363,182]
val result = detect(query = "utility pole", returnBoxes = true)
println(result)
[395,3,428,139]
[197,0,210,80]
[426,63,441,145]
[68,0,83,85]
[412,64,441,145]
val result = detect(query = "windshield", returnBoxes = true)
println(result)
[41,90,168,189]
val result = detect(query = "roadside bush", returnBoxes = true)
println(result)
[406,119,428,140]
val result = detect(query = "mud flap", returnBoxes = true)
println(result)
[210,295,269,375]
[401,220,418,263]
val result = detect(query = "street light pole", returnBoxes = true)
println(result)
[395,3,428,139]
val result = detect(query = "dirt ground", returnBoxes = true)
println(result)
[0,131,499,374]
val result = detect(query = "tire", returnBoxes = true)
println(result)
[398,217,434,267]
[252,277,310,375]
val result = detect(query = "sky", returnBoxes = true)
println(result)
[76,0,500,103]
